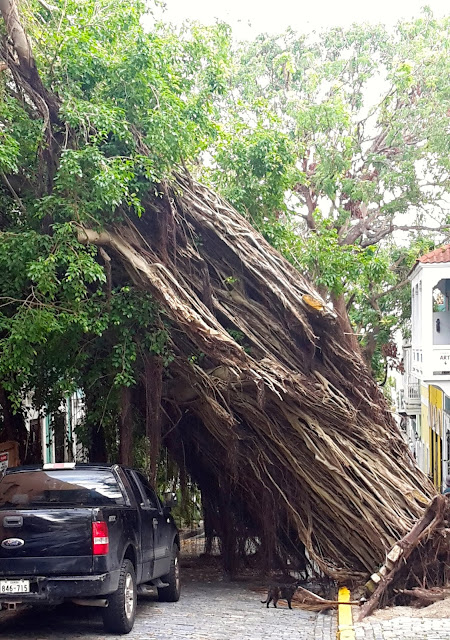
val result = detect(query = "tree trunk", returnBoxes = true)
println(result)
[142,353,163,485]
[90,423,108,463]
[76,176,435,582]
[0,386,27,460]
[0,0,59,120]
[331,292,361,355]
[118,386,133,466]
[0,387,16,442]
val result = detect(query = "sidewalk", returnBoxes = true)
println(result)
[355,616,450,639]
[352,597,450,640]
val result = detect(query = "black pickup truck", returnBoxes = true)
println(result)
[0,463,180,634]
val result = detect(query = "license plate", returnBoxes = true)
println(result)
[0,580,30,594]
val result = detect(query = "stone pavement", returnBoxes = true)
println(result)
[354,616,450,640]
[0,577,335,640]
[1,577,450,640]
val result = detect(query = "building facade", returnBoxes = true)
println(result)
[24,390,86,464]
[400,245,450,490]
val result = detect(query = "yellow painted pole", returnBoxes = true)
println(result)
[337,586,356,640]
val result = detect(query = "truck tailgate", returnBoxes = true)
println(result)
[0,508,94,575]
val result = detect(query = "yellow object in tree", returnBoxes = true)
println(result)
[302,294,325,311]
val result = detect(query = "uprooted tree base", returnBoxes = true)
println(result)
[358,494,450,618]
[1,0,448,612]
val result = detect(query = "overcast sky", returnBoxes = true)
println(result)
[153,0,448,38]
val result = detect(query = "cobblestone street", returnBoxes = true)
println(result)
[1,575,450,640]
[1,576,333,640]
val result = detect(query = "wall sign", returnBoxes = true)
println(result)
[0,452,8,478]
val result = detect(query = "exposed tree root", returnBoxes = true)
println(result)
[358,495,449,619]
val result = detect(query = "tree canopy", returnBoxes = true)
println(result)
[205,12,450,375]
[0,0,231,455]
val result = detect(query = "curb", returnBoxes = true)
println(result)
[337,586,356,640]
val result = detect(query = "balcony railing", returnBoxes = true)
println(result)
[406,378,420,400]
[404,376,420,412]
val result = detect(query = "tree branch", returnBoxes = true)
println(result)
[0,0,34,67]
[360,224,394,247]
[341,208,382,246]
[1,172,25,212]
[345,292,356,312]
[36,0,58,12]
[99,247,112,306]
[0,0,60,122]
[295,190,317,226]
[371,278,409,302]
[394,224,450,233]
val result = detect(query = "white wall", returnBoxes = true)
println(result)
[411,264,450,381]
[433,311,450,344]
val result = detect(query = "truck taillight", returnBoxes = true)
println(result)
[92,521,109,555]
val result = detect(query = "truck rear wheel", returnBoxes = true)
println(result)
[158,544,180,602]
[102,559,137,634]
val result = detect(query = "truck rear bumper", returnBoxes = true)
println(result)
[0,571,120,605]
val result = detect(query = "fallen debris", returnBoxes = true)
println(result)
[358,495,449,619]
[357,596,450,622]
[396,587,450,606]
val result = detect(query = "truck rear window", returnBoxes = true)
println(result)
[0,469,125,508]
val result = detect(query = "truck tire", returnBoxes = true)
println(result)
[158,544,181,602]
[102,559,137,634]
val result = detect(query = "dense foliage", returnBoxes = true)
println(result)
[0,0,231,466]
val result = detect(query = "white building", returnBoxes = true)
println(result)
[400,245,450,490]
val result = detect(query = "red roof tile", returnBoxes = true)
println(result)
[419,245,450,264]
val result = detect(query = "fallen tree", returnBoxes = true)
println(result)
[1,0,448,607]
[77,174,443,584]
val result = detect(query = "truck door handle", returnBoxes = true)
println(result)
[152,518,158,528]
[3,516,23,528]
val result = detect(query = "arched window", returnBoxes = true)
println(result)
[433,279,450,345]
[433,287,445,312]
